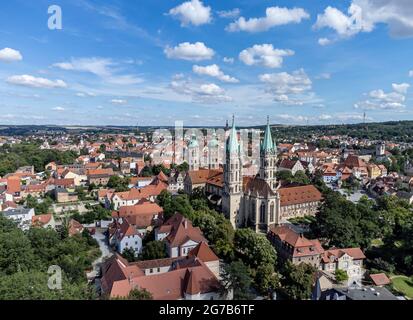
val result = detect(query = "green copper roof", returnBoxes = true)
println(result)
[188,134,199,148]
[262,116,275,153]
[208,130,219,148]
[227,116,239,154]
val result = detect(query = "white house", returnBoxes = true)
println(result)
[112,218,143,256]
[155,214,207,258]
[1,207,35,230]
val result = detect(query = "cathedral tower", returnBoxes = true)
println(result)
[222,117,243,228]
[259,116,278,191]
[208,130,219,170]
[188,134,199,171]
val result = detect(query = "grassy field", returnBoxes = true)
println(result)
[391,275,413,299]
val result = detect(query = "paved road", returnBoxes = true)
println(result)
[87,228,113,280]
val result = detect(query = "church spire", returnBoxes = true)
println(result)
[227,115,239,154]
[262,116,275,153]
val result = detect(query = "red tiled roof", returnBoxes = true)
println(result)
[278,185,322,206]
[369,273,391,286]
[31,214,53,227]
[161,214,206,247]
[187,169,222,185]
[269,225,324,257]
[321,248,366,263]
[6,176,21,193]
[188,241,219,263]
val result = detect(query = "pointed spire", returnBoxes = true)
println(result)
[262,116,275,153]
[227,115,239,154]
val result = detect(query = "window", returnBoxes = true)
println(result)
[260,202,265,223]
[270,203,274,222]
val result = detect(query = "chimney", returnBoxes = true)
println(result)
[184,219,188,229]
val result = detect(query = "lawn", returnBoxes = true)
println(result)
[391,276,413,299]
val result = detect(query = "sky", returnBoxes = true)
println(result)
[1,0,413,126]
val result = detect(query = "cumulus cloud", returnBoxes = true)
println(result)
[193,64,239,83]
[223,57,234,64]
[239,44,294,68]
[259,69,313,105]
[164,42,215,61]
[217,8,240,19]
[0,48,23,62]
[6,75,67,89]
[52,57,143,85]
[355,84,409,110]
[314,0,413,40]
[168,0,211,26]
[226,6,309,32]
[170,77,232,104]
[392,82,410,94]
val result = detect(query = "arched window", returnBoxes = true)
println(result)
[260,202,265,223]
[270,202,275,222]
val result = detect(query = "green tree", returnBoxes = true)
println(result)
[254,264,280,296]
[335,269,349,283]
[140,241,167,260]
[122,248,137,262]
[234,228,277,269]
[220,260,253,300]
[127,288,153,300]
[281,263,317,300]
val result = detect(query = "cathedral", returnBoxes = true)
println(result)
[182,117,322,233]
[222,117,322,232]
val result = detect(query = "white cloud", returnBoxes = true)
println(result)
[223,57,234,64]
[355,84,409,110]
[6,75,67,89]
[164,42,215,61]
[193,64,239,83]
[52,57,143,85]
[226,6,309,32]
[52,107,65,111]
[392,83,410,94]
[0,48,23,62]
[239,44,294,68]
[111,99,128,105]
[170,78,232,104]
[409,70,413,77]
[314,0,413,39]
[168,0,211,26]
[318,37,332,46]
[259,69,313,105]
[217,8,240,19]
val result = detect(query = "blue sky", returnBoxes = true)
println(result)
[1,0,413,126]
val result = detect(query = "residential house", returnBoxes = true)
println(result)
[112,201,164,234]
[87,168,114,186]
[31,213,56,229]
[1,207,35,230]
[100,247,223,300]
[184,169,223,194]
[111,218,143,256]
[155,214,207,258]
[278,159,305,176]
